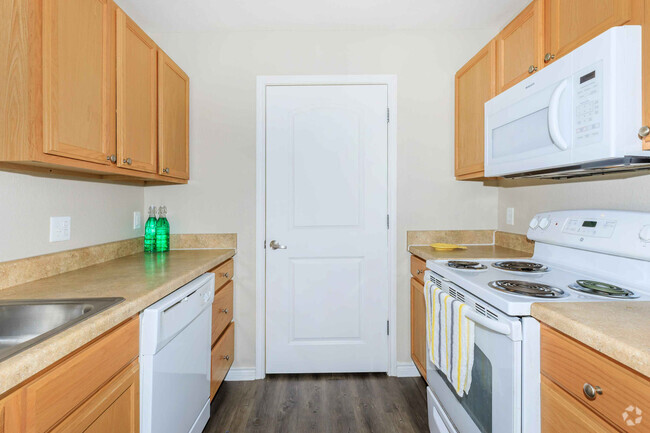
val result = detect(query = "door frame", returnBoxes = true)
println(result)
[255,75,398,379]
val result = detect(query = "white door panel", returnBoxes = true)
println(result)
[266,84,389,373]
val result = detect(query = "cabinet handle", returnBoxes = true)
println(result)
[223,355,230,361]
[123,157,132,165]
[106,154,117,163]
[528,65,538,74]
[163,167,170,173]
[583,383,602,400]
[544,53,555,63]
[639,126,650,138]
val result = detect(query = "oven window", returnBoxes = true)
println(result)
[491,107,552,159]
[437,345,492,433]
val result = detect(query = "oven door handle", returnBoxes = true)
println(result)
[463,309,511,335]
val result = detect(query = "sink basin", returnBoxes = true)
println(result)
[0,298,124,362]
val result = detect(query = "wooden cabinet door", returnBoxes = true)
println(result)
[51,361,139,433]
[116,9,158,173]
[541,375,619,433]
[158,51,189,179]
[410,277,427,380]
[496,0,544,93]
[455,40,496,179]
[546,0,637,65]
[211,322,234,400]
[42,0,115,165]
[0,391,25,433]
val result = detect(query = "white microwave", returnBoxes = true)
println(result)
[484,26,649,178]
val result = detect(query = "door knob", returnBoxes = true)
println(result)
[123,157,132,165]
[163,167,170,173]
[106,154,117,163]
[269,240,287,250]
[528,65,538,74]
[583,383,602,400]
[544,53,555,63]
[639,126,650,138]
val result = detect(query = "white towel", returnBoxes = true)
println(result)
[424,279,475,396]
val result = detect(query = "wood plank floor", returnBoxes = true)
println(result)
[203,373,429,433]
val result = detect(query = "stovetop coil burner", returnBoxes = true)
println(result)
[488,280,565,298]
[447,261,487,270]
[492,261,549,273]
[569,280,639,298]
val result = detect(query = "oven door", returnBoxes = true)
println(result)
[484,55,573,177]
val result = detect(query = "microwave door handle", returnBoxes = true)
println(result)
[548,79,569,151]
[463,309,511,336]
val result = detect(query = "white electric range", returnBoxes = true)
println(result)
[424,209,650,433]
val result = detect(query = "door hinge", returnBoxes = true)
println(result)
[264,240,266,249]
[387,214,390,229]
[387,320,390,335]
[387,107,390,123]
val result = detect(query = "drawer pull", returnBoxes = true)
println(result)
[416,269,423,275]
[223,272,230,278]
[221,308,229,314]
[583,383,603,400]
[223,355,230,361]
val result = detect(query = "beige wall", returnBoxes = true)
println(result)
[497,173,650,234]
[0,172,144,263]
[144,28,500,370]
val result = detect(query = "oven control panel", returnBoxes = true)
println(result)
[527,210,650,261]
[561,218,616,238]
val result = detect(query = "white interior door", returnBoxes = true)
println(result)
[265,84,389,374]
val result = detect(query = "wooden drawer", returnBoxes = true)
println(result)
[410,278,427,381]
[410,255,426,283]
[541,325,650,432]
[210,322,234,400]
[541,375,619,433]
[209,259,234,290]
[25,317,139,433]
[212,280,233,345]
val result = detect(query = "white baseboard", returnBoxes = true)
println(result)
[395,361,421,377]
[224,367,257,381]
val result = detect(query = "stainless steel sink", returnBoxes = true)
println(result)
[0,298,124,362]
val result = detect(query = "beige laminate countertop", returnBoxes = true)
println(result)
[532,302,650,378]
[0,249,235,395]
[408,244,533,261]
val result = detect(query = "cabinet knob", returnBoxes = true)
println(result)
[123,157,132,165]
[544,53,555,63]
[528,65,538,74]
[416,269,422,275]
[223,272,230,278]
[163,167,170,173]
[583,383,602,400]
[639,126,650,138]
[221,308,229,314]
[106,154,117,163]
[223,355,230,361]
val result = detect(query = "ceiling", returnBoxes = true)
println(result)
[115,0,529,33]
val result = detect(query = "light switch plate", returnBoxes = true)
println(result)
[50,216,71,242]
[133,211,142,229]
[506,208,515,225]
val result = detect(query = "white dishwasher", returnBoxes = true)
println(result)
[140,273,215,433]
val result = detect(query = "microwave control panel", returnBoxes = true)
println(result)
[573,61,603,147]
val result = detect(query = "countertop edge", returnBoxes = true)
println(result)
[531,304,650,379]
[0,249,236,396]
[408,244,533,261]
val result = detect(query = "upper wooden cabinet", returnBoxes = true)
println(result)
[158,51,190,180]
[496,0,544,93]
[545,0,640,66]
[0,0,189,185]
[42,0,115,165]
[116,8,158,174]
[455,40,496,179]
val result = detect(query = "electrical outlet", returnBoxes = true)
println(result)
[133,211,142,229]
[506,208,515,225]
[50,217,71,242]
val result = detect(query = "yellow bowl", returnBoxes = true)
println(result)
[430,243,467,251]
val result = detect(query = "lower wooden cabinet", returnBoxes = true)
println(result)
[50,361,139,433]
[211,322,235,400]
[410,277,427,380]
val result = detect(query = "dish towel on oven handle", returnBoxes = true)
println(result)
[424,279,475,397]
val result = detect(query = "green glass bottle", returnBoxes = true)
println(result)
[144,206,157,253]
[155,205,170,252]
